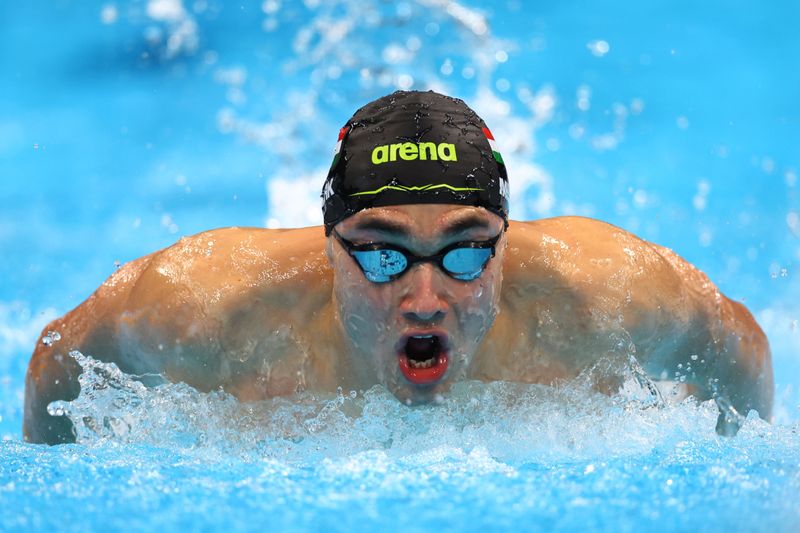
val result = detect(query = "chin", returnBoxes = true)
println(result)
[389,383,444,405]
[385,367,461,406]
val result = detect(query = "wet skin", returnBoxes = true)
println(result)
[24,206,774,443]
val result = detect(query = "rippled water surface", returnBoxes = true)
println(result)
[2,0,800,531]
[4,353,800,531]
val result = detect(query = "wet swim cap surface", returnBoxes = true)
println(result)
[322,90,509,235]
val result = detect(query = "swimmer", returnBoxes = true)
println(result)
[24,90,773,444]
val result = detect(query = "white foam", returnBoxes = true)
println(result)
[47,350,797,466]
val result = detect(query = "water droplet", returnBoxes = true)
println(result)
[42,330,61,346]
[587,39,610,57]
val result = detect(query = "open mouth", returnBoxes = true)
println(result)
[397,333,449,385]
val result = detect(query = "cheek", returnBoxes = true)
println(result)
[333,262,394,342]
[452,271,502,332]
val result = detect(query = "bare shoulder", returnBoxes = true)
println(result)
[503,216,678,291]
[130,225,331,308]
[38,225,332,389]
[25,226,332,442]
[506,216,725,313]
[116,226,332,381]
[499,216,706,353]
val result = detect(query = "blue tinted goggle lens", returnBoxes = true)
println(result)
[351,246,493,282]
[352,249,408,282]
[442,247,493,280]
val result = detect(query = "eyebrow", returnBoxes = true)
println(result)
[351,217,410,236]
[352,213,492,238]
[441,214,491,237]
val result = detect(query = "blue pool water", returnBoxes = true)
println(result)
[1,0,799,530]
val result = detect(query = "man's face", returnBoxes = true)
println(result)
[327,204,506,404]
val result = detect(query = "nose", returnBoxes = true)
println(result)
[399,263,448,323]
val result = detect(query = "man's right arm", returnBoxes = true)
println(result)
[24,226,333,444]
[22,228,247,444]
[23,253,156,444]
[23,232,239,444]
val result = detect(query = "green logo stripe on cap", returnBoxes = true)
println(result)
[350,183,484,197]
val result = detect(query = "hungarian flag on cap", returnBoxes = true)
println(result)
[330,125,350,170]
[482,127,503,165]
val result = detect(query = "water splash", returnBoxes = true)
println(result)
[44,349,793,467]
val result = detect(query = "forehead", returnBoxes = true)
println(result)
[338,204,501,240]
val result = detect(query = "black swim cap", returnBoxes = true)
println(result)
[321,90,509,235]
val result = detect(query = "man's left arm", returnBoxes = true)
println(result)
[636,243,774,435]
[709,293,774,434]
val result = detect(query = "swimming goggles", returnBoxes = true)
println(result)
[332,229,503,283]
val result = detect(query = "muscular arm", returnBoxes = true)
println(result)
[24,226,332,444]
[24,253,155,443]
[24,238,228,444]
[645,243,773,434]
[586,220,774,432]
[505,217,773,435]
